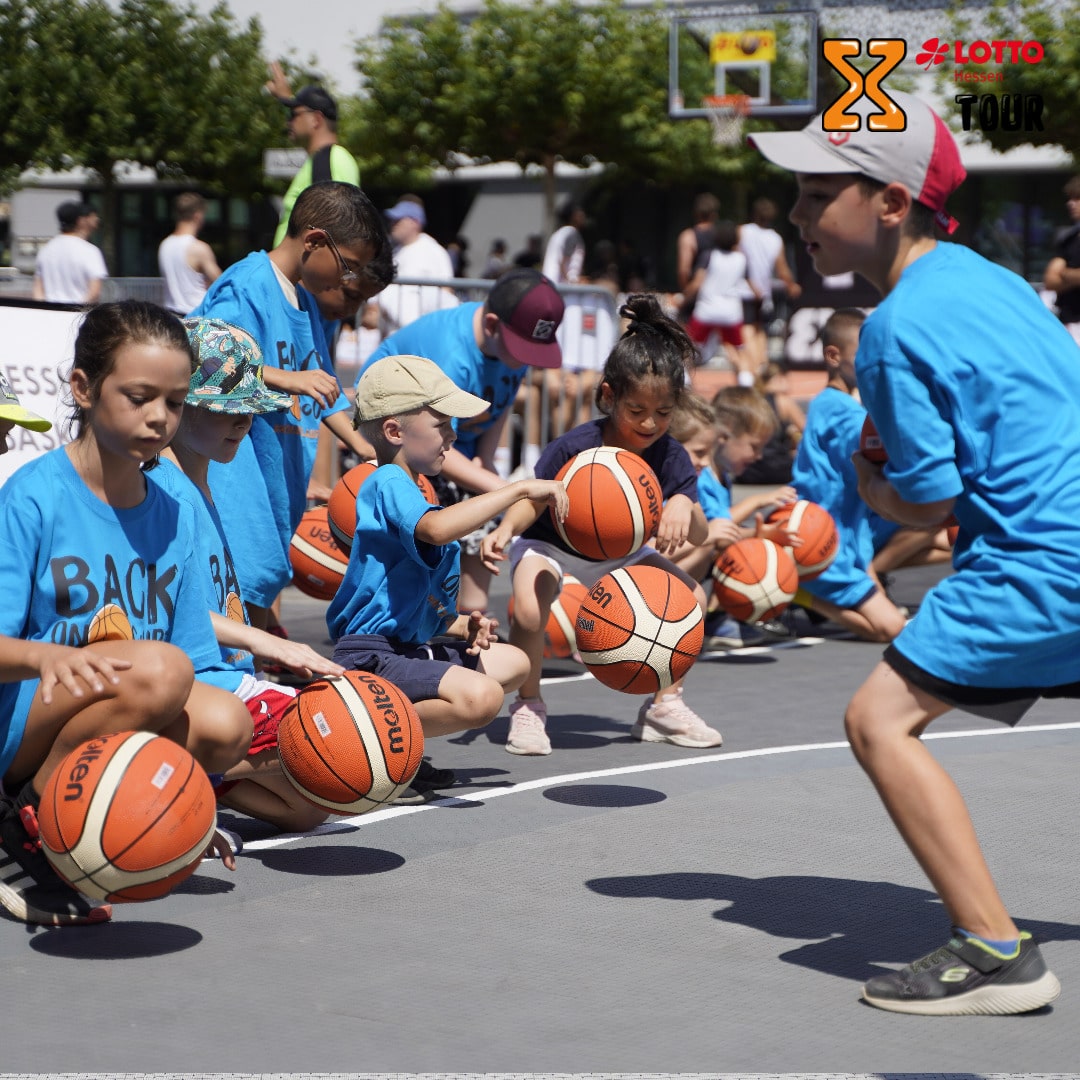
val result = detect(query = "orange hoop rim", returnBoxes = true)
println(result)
[702,94,753,116]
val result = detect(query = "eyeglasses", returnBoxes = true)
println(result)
[309,226,359,287]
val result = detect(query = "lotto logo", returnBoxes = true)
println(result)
[916,36,1045,70]
[821,39,907,133]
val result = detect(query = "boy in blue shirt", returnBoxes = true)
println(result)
[792,308,950,642]
[192,181,393,630]
[751,90,1079,1014]
[328,355,568,793]
[360,269,565,616]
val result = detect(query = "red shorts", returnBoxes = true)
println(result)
[686,316,743,348]
[215,684,296,798]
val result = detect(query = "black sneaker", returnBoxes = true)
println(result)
[0,794,112,926]
[415,759,455,789]
[863,930,1061,1015]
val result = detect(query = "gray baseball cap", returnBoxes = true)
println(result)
[749,91,967,234]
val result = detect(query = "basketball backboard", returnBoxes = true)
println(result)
[669,4,818,120]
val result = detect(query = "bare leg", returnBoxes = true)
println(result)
[508,555,562,701]
[845,661,1019,939]
[804,589,908,643]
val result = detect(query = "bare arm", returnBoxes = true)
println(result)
[209,613,344,678]
[190,239,222,285]
[440,445,505,495]
[415,478,567,547]
[1043,256,1080,292]
[84,277,103,304]
[852,454,956,528]
[322,409,375,460]
[31,275,44,300]
[774,245,801,299]
[676,229,698,291]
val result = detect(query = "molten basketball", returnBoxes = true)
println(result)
[574,565,704,694]
[767,499,840,580]
[713,538,799,623]
[290,506,349,601]
[552,447,662,560]
[327,462,377,550]
[38,731,217,903]
[277,671,425,815]
[507,574,590,659]
[328,464,440,551]
[860,415,888,463]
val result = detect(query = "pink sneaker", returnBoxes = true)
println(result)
[506,698,552,756]
[631,689,723,748]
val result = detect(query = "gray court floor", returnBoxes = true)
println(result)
[2,561,1079,1074]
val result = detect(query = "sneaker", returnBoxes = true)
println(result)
[0,794,111,927]
[755,615,797,642]
[701,610,743,652]
[631,689,723,748]
[415,759,455,789]
[506,698,552,756]
[862,930,1061,1016]
[392,784,441,805]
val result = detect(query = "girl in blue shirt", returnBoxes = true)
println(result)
[0,302,252,928]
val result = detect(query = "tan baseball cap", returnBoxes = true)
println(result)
[353,354,490,423]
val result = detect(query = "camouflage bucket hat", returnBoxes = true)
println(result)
[181,318,294,414]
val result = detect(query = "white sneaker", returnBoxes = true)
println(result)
[631,689,723,748]
[506,698,552,756]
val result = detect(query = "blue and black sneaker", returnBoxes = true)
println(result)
[863,930,1060,1015]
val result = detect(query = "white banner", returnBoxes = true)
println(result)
[0,302,83,484]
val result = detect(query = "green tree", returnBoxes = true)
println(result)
[2,0,281,265]
[348,0,756,232]
[946,0,1079,156]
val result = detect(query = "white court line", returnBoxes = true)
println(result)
[241,720,1080,853]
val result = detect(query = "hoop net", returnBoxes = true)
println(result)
[703,94,752,148]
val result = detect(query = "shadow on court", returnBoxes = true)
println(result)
[585,871,1080,981]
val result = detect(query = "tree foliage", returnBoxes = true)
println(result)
[0,0,284,261]
[946,0,1080,157]
[347,0,759,226]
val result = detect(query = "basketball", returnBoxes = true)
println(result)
[86,603,134,643]
[328,463,440,551]
[738,32,762,54]
[327,462,377,550]
[507,574,590,659]
[945,514,960,546]
[574,565,704,694]
[767,499,840,580]
[860,415,888,463]
[276,670,425,815]
[37,731,217,903]
[552,447,663,560]
[290,506,349,601]
[713,538,799,623]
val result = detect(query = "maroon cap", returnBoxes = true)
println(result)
[487,268,564,369]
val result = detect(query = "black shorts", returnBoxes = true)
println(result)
[332,634,480,703]
[884,643,1080,725]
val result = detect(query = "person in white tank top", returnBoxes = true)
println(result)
[158,193,222,315]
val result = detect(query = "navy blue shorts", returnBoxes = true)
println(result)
[332,634,480,703]
[884,643,1080,725]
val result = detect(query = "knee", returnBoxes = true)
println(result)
[843,693,878,764]
[458,676,506,728]
[510,593,549,635]
[106,641,193,722]
[188,688,253,773]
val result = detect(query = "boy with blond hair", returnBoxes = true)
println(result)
[751,90,1080,1014]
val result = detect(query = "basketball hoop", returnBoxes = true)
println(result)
[703,94,752,148]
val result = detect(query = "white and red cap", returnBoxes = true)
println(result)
[748,91,966,234]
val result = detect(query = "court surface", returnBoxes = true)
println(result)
[3,559,1079,1075]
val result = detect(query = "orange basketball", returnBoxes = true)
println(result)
[860,415,888,463]
[290,506,349,601]
[507,574,590,659]
[945,514,960,546]
[574,565,704,694]
[767,499,840,580]
[86,603,134,644]
[553,447,662,560]
[277,671,425,815]
[327,462,377,551]
[328,464,440,551]
[713,538,798,623]
[38,731,216,903]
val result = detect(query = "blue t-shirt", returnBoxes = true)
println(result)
[361,303,522,462]
[523,419,699,558]
[0,449,223,776]
[857,242,1080,687]
[793,387,898,609]
[697,464,732,522]
[150,460,255,691]
[326,465,460,646]
[192,252,351,605]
